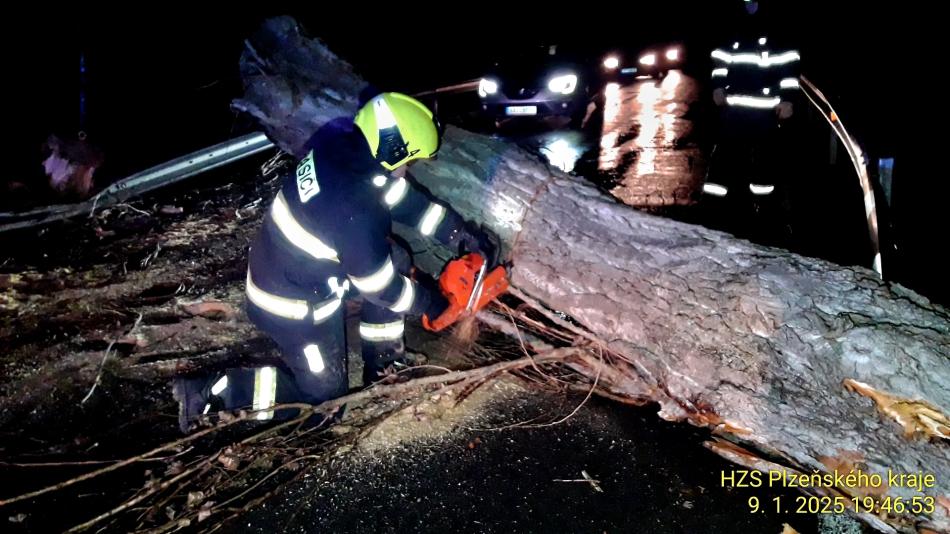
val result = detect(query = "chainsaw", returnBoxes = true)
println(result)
[422,253,509,332]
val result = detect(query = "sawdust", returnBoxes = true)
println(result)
[450,314,480,346]
[355,375,526,455]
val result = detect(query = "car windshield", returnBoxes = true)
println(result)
[491,45,582,80]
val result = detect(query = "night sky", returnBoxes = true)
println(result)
[8,1,926,172]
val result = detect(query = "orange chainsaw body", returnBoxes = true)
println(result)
[422,253,508,332]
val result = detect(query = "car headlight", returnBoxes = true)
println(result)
[603,56,620,70]
[478,78,498,98]
[547,73,577,95]
[665,47,680,61]
[639,53,656,66]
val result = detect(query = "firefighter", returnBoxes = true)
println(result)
[173,92,504,431]
[704,0,801,201]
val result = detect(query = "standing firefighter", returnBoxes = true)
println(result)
[704,0,802,201]
[174,92,507,431]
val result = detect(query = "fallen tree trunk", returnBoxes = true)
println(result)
[237,17,950,533]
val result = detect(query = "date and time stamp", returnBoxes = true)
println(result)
[721,469,938,515]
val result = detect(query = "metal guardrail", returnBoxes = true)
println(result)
[799,75,882,277]
[412,79,480,98]
[0,133,275,233]
[0,79,483,234]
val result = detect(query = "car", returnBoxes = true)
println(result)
[477,45,595,127]
[601,43,683,80]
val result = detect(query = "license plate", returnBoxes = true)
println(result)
[505,105,538,116]
[621,67,638,74]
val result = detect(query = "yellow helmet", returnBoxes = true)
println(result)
[354,92,441,171]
